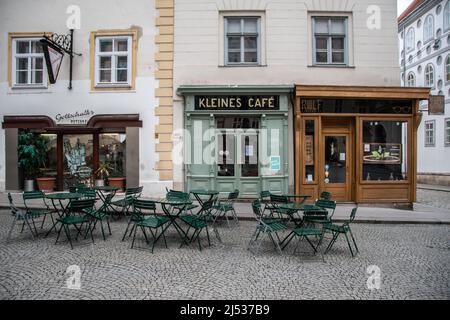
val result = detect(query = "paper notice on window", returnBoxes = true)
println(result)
[340,153,346,161]
[364,144,370,152]
[245,145,253,157]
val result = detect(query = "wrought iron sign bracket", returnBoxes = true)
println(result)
[40,29,82,90]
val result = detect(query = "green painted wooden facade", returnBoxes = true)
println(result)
[178,85,293,198]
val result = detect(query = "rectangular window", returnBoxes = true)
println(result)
[95,36,132,86]
[313,17,347,65]
[304,119,316,183]
[12,38,46,86]
[225,17,260,65]
[362,121,408,181]
[445,118,450,146]
[425,120,435,147]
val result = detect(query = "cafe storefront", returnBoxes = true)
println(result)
[294,85,430,204]
[2,114,141,191]
[178,85,293,198]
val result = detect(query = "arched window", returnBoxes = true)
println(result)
[446,55,450,82]
[444,1,450,30]
[407,72,416,87]
[406,27,415,52]
[425,63,435,87]
[424,14,434,42]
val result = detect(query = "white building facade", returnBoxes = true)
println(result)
[0,0,171,195]
[399,0,450,186]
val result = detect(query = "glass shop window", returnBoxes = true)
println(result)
[304,120,315,182]
[362,121,408,181]
[99,133,126,177]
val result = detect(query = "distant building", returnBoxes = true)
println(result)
[398,0,450,186]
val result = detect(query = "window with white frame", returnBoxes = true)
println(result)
[445,1,450,30]
[445,118,450,146]
[407,72,416,86]
[406,27,415,52]
[446,55,450,82]
[424,14,434,42]
[313,17,348,65]
[95,36,132,86]
[425,63,435,87]
[225,17,260,65]
[425,120,435,146]
[12,38,47,86]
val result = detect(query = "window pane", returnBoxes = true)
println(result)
[332,37,344,50]
[32,70,43,84]
[244,36,257,50]
[99,133,126,177]
[331,19,345,34]
[304,120,315,182]
[363,121,408,181]
[117,70,128,82]
[31,41,43,53]
[228,52,240,63]
[99,39,113,52]
[16,58,28,70]
[117,56,128,68]
[227,19,241,33]
[16,71,28,84]
[244,19,258,33]
[217,132,235,177]
[244,51,257,63]
[115,39,128,52]
[241,134,258,177]
[316,37,328,50]
[324,136,346,183]
[316,51,328,63]
[32,57,43,70]
[315,18,329,33]
[228,36,241,50]
[332,51,344,63]
[100,56,111,69]
[16,41,29,54]
[100,70,111,82]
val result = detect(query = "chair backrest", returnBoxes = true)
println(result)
[260,190,271,200]
[8,192,24,217]
[270,194,288,204]
[125,186,143,197]
[348,207,358,224]
[166,190,190,202]
[132,199,157,218]
[68,198,96,213]
[251,200,263,220]
[69,183,87,193]
[319,191,332,200]
[314,199,337,218]
[227,189,239,201]
[79,188,97,199]
[23,191,48,209]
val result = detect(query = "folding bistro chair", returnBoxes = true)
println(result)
[130,199,170,253]
[319,191,332,200]
[166,189,198,214]
[269,194,301,224]
[23,191,55,229]
[212,189,239,227]
[248,200,287,255]
[6,193,40,242]
[323,207,359,257]
[84,193,114,241]
[110,186,143,218]
[303,199,336,226]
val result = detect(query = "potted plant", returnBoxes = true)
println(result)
[94,161,111,187]
[108,172,126,190]
[17,130,47,192]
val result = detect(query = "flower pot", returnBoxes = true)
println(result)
[24,179,34,192]
[36,177,56,192]
[108,177,126,190]
[95,179,105,187]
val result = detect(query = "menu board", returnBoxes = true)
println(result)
[363,143,401,164]
[305,135,314,165]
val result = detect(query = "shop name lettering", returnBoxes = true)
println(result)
[55,110,94,124]
[195,96,279,110]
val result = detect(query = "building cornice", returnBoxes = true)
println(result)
[398,0,442,31]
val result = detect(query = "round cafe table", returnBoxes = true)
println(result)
[94,186,120,213]
[44,192,83,236]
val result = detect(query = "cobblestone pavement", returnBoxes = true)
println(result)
[0,210,448,300]
[417,188,450,211]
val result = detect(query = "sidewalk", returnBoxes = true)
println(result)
[417,183,450,192]
[2,191,450,224]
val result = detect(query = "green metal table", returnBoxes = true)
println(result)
[284,194,311,204]
[189,189,221,242]
[44,192,83,236]
[94,186,119,213]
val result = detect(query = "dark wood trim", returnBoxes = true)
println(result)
[56,134,63,191]
[87,114,142,128]
[2,115,55,129]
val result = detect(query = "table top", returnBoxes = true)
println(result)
[94,186,120,191]
[45,192,83,200]
[277,203,324,211]
[144,197,193,206]
[284,194,310,198]
[189,189,219,196]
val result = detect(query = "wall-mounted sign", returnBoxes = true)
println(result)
[270,155,281,171]
[195,96,279,110]
[55,109,94,125]
[363,143,401,164]
[428,95,444,115]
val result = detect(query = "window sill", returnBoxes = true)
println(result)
[219,64,267,68]
[308,64,355,68]
[92,84,134,92]
[424,144,436,147]
[11,85,48,90]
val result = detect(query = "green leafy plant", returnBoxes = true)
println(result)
[17,130,48,179]
[371,145,390,160]
[94,161,111,180]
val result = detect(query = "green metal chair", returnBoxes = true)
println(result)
[303,199,336,226]
[269,194,301,223]
[23,190,55,229]
[84,193,114,241]
[6,193,40,242]
[319,191,332,200]
[122,197,157,241]
[212,189,239,227]
[166,189,198,214]
[110,186,143,217]
[281,225,323,257]
[130,199,170,253]
[248,200,288,255]
[323,207,359,257]
[55,198,96,249]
